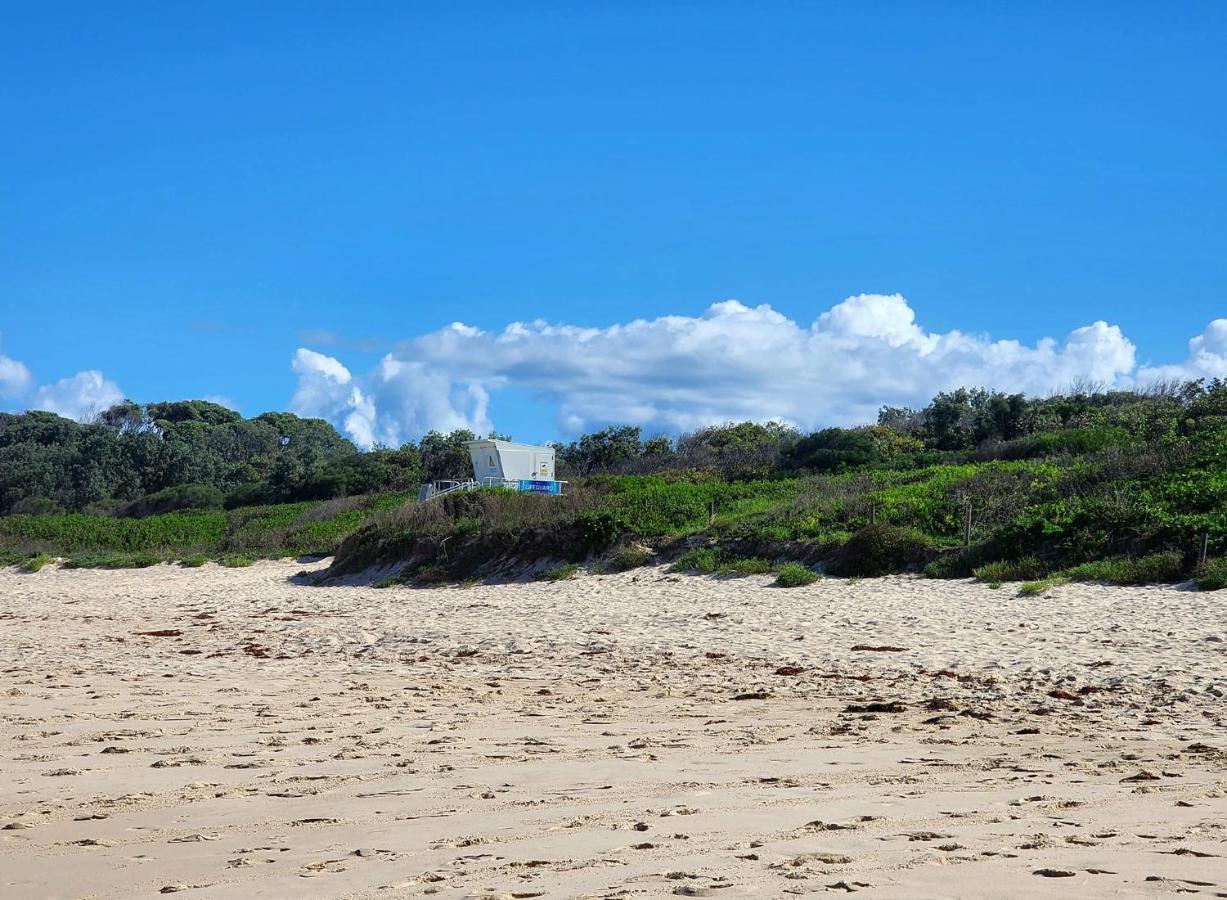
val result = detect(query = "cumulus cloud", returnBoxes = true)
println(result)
[30,370,124,421]
[288,348,379,448]
[288,293,1210,446]
[0,352,33,399]
[0,333,126,422]
[1137,319,1227,383]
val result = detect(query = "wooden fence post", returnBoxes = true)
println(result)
[1199,531,1209,569]
[963,501,972,547]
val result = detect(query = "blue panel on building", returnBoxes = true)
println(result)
[519,479,562,494]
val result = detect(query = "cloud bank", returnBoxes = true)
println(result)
[29,371,125,421]
[1,336,125,422]
[288,294,1227,447]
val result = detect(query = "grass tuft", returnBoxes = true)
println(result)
[62,551,163,569]
[775,562,818,587]
[20,553,53,573]
[669,547,722,574]
[542,563,579,582]
[973,557,1048,583]
[1018,575,1070,596]
[1063,550,1185,585]
[1195,557,1227,591]
[609,544,649,572]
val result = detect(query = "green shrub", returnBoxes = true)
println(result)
[117,483,224,518]
[776,562,818,587]
[923,547,986,579]
[1196,558,1227,591]
[576,511,624,550]
[8,496,65,516]
[179,555,209,568]
[20,553,53,572]
[990,427,1132,461]
[973,557,1048,583]
[610,544,649,571]
[720,557,774,575]
[542,563,579,581]
[62,552,163,569]
[826,524,936,577]
[1018,575,1069,596]
[219,555,255,568]
[669,547,722,573]
[1064,550,1185,585]
[667,546,773,576]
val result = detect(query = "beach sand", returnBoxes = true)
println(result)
[1,560,1225,898]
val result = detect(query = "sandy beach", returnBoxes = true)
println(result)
[1,561,1225,899]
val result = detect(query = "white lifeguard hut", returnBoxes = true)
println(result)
[417,439,565,501]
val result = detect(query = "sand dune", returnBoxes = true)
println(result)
[2,560,1225,898]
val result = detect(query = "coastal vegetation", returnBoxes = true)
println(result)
[2,380,1225,587]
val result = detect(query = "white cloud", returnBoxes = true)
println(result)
[30,370,124,422]
[0,353,33,399]
[202,393,240,412]
[288,348,379,448]
[1137,319,1227,384]
[2,333,128,421]
[289,293,1194,444]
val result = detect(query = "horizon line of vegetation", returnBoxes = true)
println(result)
[1,379,1225,589]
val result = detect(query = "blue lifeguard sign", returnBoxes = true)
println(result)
[519,479,562,494]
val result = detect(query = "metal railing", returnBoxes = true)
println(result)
[417,477,566,502]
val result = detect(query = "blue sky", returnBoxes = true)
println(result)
[2,3,1225,444]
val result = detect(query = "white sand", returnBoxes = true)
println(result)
[1,560,1225,899]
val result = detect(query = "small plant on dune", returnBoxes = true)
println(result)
[219,555,255,568]
[1196,558,1227,591]
[669,547,721,574]
[1018,575,1069,596]
[543,563,579,581]
[718,557,774,576]
[973,557,1048,583]
[669,546,774,576]
[62,551,163,569]
[1063,550,1185,586]
[609,544,649,572]
[21,553,53,573]
[179,555,209,568]
[775,562,818,587]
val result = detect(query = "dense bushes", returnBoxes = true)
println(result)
[826,524,936,577]
[6,379,1227,582]
[0,491,411,567]
[117,483,223,518]
[1063,550,1186,585]
[1197,558,1227,591]
[668,547,773,575]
